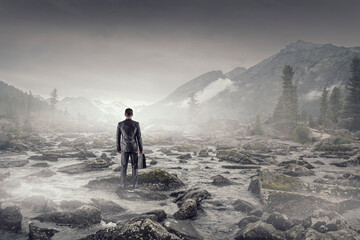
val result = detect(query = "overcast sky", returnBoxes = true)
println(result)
[1,0,360,106]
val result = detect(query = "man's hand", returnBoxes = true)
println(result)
[117,151,121,154]
[139,151,143,154]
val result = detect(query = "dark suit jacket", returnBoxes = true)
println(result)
[116,118,143,153]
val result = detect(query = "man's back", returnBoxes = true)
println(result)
[117,119,143,153]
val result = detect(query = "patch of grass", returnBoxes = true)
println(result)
[329,135,354,145]
[261,174,303,191]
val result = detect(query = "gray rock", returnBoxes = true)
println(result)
[28,222,59,240]
[31,163,49,168]
[164,219,204,240]
[237,216,260,229]
[233,199,256,213]
[177,153,192,160]
[174,199,197,220]
[266,212,294,231]
[91,198,125,213]
[81,218,180,240]
[282,164,315,177]
[211,174,232,186]
[249,209,263,217]
[278,160,315,169]
[303,210,349,233]
[235,221,285,240]
[129,210,167,223]
[34,205,101,227]
[0,205,22,232]
[198,149,209,157]
[0,158,29,168]
[174,188,211,207]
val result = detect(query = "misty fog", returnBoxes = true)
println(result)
[1,1,360,240]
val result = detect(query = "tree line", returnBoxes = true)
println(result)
[253,56,360,141]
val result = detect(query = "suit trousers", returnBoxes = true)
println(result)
[120,151,138,187]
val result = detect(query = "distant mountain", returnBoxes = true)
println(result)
[139,40,360,123]
[0,81,50,118]
[57,97,128,122]
[137,70,231,122]
[202,40,360,122]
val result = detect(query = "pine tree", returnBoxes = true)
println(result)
[272,65,298,136]
[50,88,58,110]
[300,108,308,125]
[253,114,264,135]
[319,87,329,125]
[343,57,360,131]
[308,114,316,128]
[329,87,342,123]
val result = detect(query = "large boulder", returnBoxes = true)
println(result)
[216,149,255,164]
[173,199,197,220]
[85,169,184,191]
[34,205,101,227]
[234,221,285,240]
[81,218,181,240]
[303,210,349,233]
[266,212,294,231]
[28,222,59,240]
[0,205,22,232]
[137,169,185,191]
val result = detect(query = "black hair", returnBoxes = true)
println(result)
[125,108,133,116]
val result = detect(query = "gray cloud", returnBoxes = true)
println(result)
[0,0,359,105]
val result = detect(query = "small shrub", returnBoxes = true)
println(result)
[293,125,311,144]
[329,135,354,145]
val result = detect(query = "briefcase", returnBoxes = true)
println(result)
[139,153,147,169]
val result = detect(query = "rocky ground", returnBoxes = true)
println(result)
[0,127,360,239]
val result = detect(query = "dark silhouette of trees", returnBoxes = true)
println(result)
[319,87,329,125]
[329,87,342,123]
[252,114,264,135]
[343,57,360,131]
[272,65,298,137]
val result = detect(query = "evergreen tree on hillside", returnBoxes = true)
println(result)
[308,114,316,128]
[343,57,360,131]
[272,65,298,136]
[252,114,264,135]
[329,87,342,123]
[50,88,59,109]
[299,108,308,125]
[319,87,329,125]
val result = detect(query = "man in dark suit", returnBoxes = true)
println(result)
[116,108,143,189]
